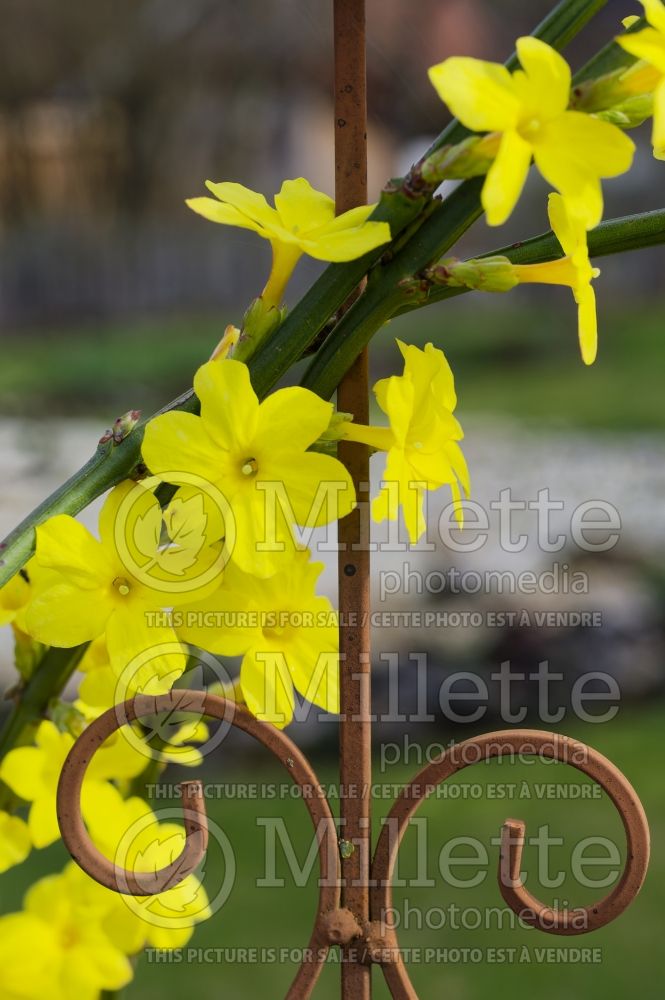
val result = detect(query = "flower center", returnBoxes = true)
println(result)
[520,116,542,140]
[113,576,131,597]
[241,457,258,477]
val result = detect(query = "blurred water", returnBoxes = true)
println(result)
[2,416,665,698]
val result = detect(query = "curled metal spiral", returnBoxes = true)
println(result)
[57,697,649,1000]
[57,690,340,1000]
[369,730,650,998]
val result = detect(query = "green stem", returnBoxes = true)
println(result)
[393,208,665,315]
[0,0,623,590]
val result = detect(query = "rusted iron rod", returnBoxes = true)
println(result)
[333,0,372,996]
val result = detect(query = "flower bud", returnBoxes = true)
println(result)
[428,256,519,293]
[421,133,501,185]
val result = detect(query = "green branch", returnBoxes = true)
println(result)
[392,208,665,315]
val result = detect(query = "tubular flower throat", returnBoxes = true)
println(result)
[428,36,635,227]
[187,177,391,307]
[618,0,665,158]
[343,341,470,543]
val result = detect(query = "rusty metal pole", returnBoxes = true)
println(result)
[333,0,372,997]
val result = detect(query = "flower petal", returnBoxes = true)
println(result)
[274,177,335,232]
[186,197,267,234]
[301,221,391,261]
[255,386,333,454]
[25,582,112,647]
[428,57,520,132]
[194,359,259,451]
[240,647,295,727]
[482,129,532,226]
[33,515,110,589]
[278,452,356,527]
[105,605,187,693]
[205,180,280,230]
[619,25,665,71]
[514,37,571,118]
[575,283,598,365]
[142,410,223,483]
[653,76,665,157]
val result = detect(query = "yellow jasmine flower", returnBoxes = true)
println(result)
[142,358,356,577]
[618,0,665,157]
[0,810,31,873]
[23,481,220,684]
[428,36,635,226]
[511,193,600,364]
[85,788,212,950]
[0,869,132,1000]
[0,719,144,848]
[187,177,391,307]
[343,342,469,543]
[178,549,339,727]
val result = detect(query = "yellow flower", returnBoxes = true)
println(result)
[187,177,391,307]
[618,0,665,157]
[0,719,144,847]
[85,787,212,950]
[0,810,31,873]
[511,193,600,364]
[429,36,635,226]
[142,358,356,577]
[178,549,339,727]
[0,868,132,1000]
[23,481,220,684]
[342,341,469,544]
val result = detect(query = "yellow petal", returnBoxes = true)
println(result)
[274,451,356,527]
[534,112,635,226]
[547,192,583,258]
[141,410,222,483]
[33,515,110,589]
[301,221,391,261]
[274,177,335,232]
[575,283,598,365]
[482,129,532,226]
[514,37,571,119]
[316,203,377,233]
[428,57,519,132]
[0,746,49,801]
[28,793,61,848]
[255,386,333,454]
[186,197,268,234]
[194,358,259,451]
[0,812,31,873]
[289,640,340,714]
[205,180,280,230]
[105,605,186,691]
[25,582,112,646]
[653,76,665,157]
[642,0,665,35]
[619,26,665,73]
[240,648,295,727]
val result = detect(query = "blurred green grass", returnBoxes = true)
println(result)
[1,298,664,429]
[1,706,662,999]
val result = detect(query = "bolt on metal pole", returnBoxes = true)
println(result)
[333,0,372,997]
